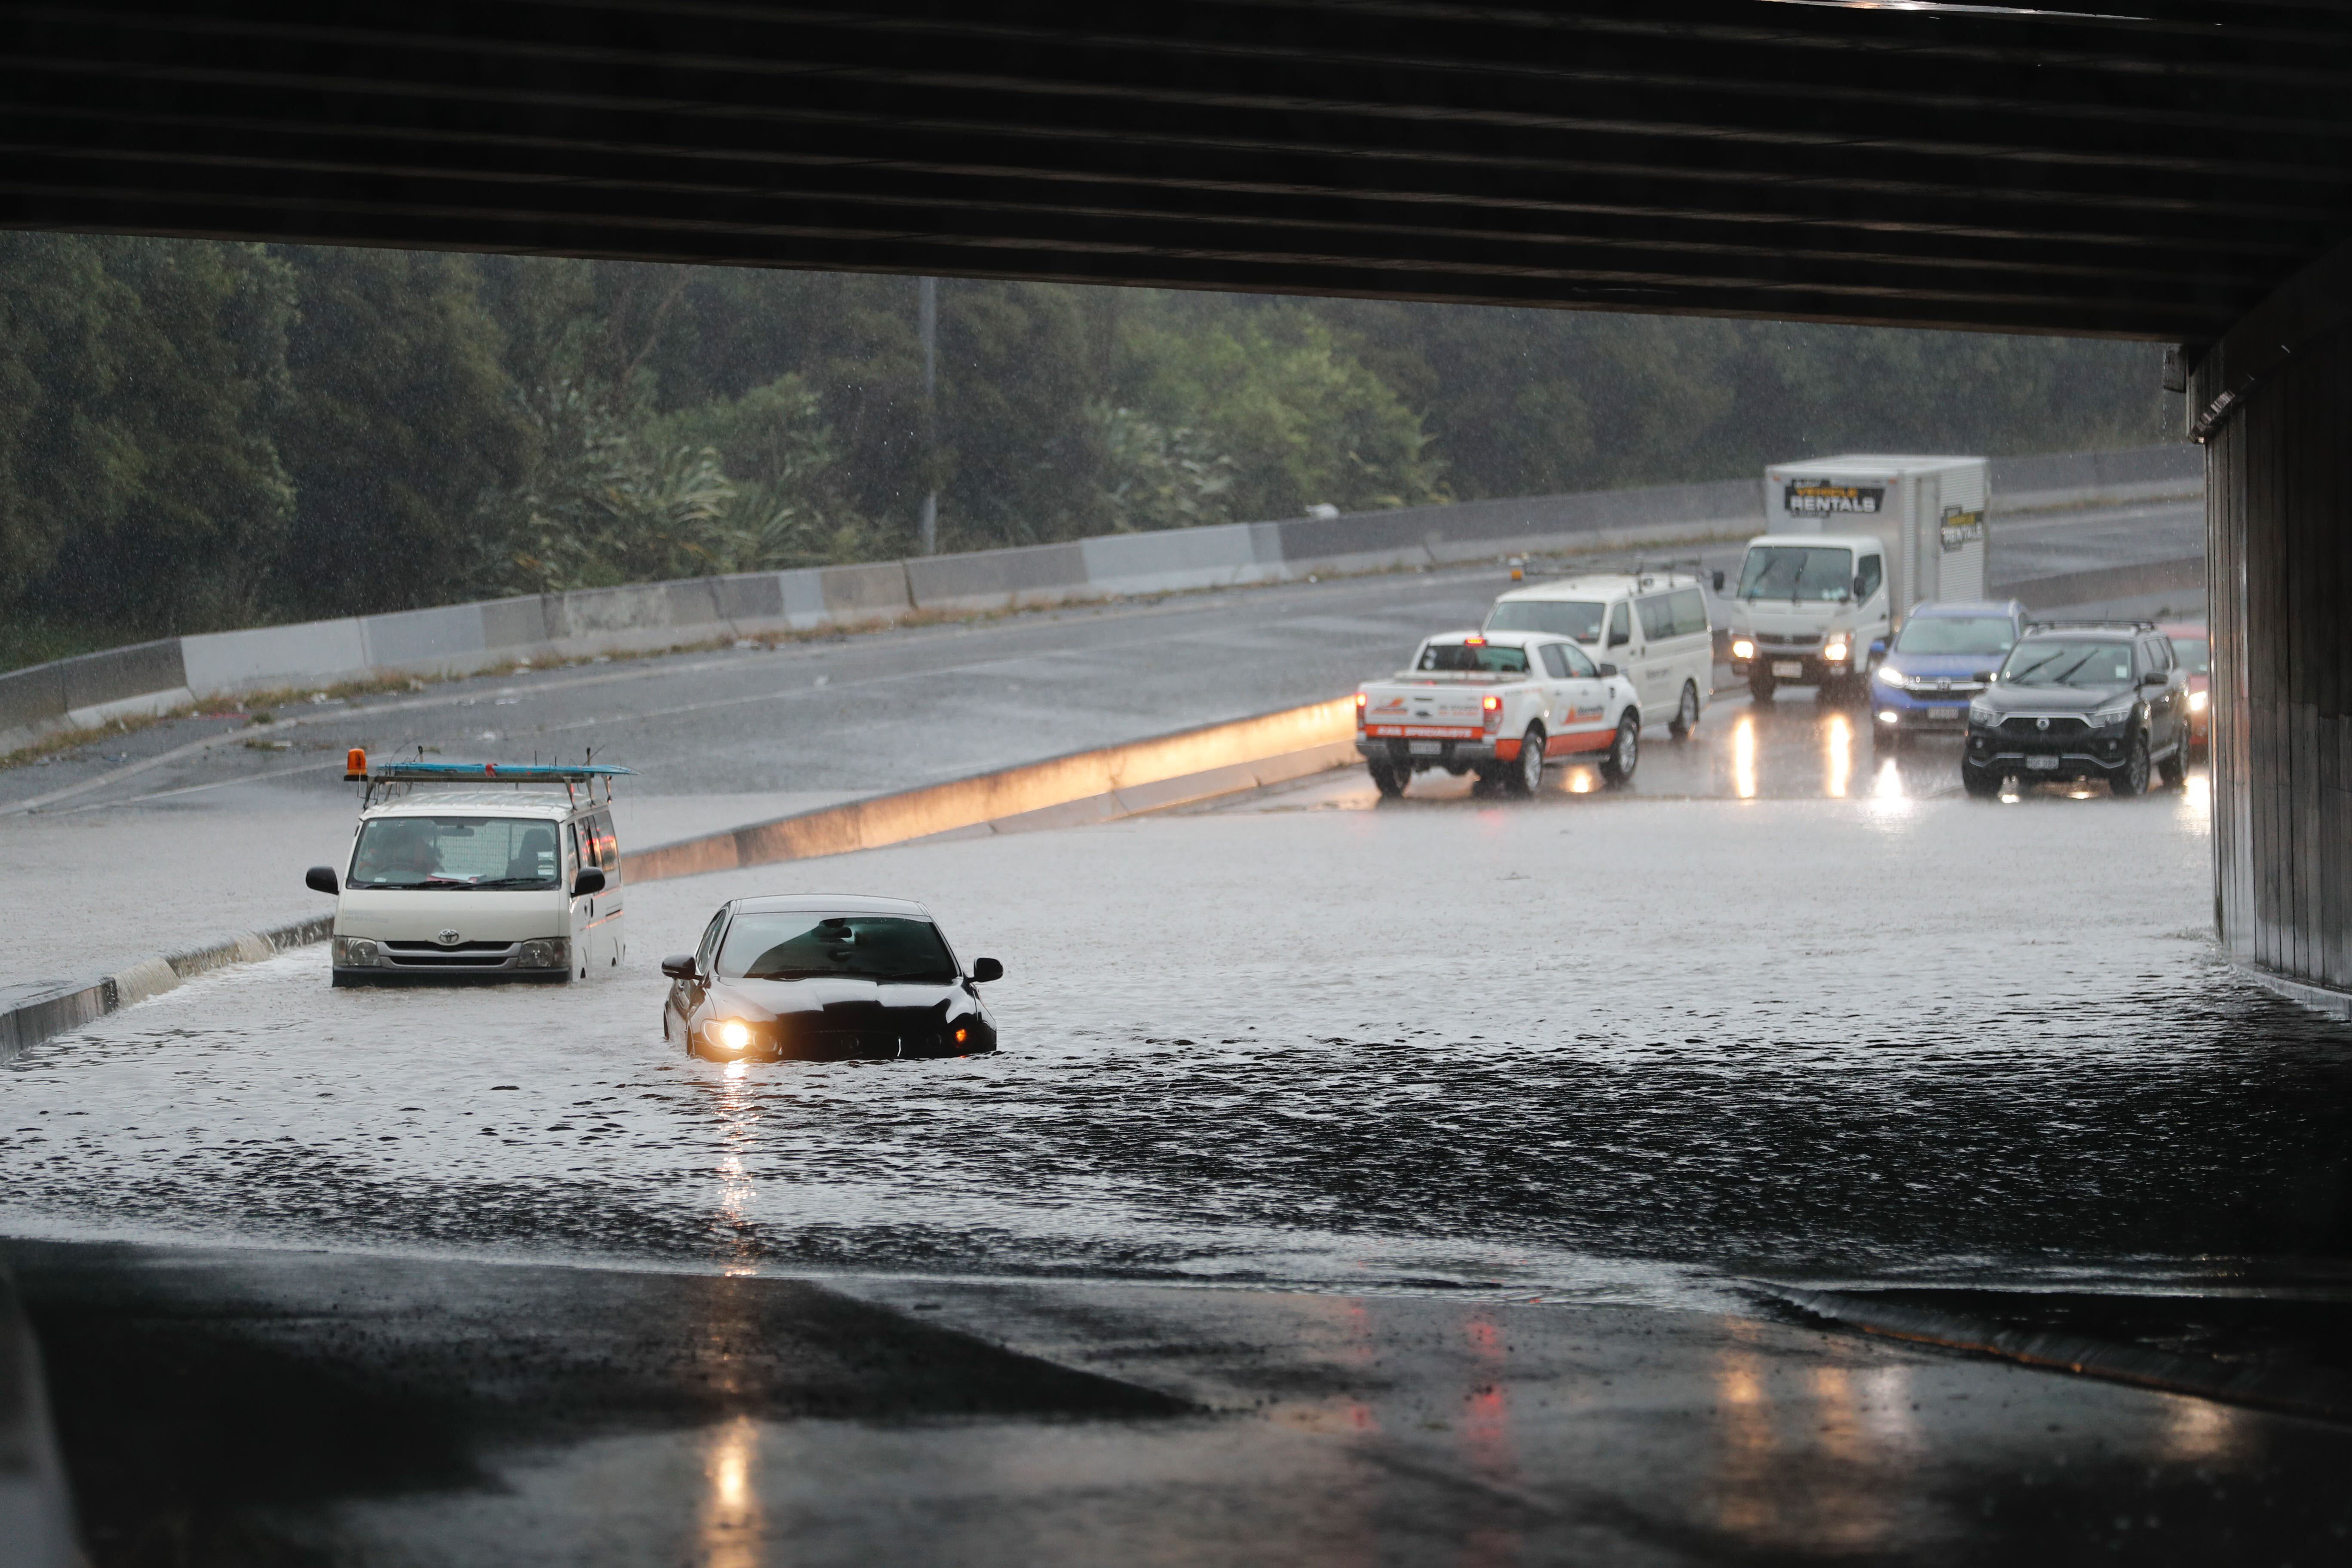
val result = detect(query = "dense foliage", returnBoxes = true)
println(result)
[0,233,2170,663]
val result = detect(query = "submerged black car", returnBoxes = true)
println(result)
[661,894,1001,1062]
[1963,623,2191,798]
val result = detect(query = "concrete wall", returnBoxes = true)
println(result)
[2196,240,2352,1001]
[0,445,2198,756]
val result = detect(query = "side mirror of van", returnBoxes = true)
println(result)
[970,957,1004,983]
[1607,629,1629,649]
[572,867,606,897]
[660,953,698,980]
[304,866,338,896]
[1711,570,1726,593]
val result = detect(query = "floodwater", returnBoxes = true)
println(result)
[9,760,2347,1308]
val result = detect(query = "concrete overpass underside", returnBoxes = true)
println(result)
[3,0,2350,995]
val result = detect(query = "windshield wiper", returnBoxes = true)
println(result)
[2045,652,2102,686]
[474,876,557,888]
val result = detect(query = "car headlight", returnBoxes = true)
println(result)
[1823,640,1849,662]
[517,937,570,970]
[1873,665,1902,686]
[1730,638,1755,661]
[2188,689,2208,713]
[332,937,380,967]
[2091,700,2138,728]
[1969,703,1999,727]
[704,1018,753,1054]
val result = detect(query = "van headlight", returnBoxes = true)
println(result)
[1822,639,1849,663]
[1730,638,1755,661]
[332,937,380,968]
[517,937,571,970]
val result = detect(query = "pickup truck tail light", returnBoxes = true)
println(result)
[1482,694,1503,732]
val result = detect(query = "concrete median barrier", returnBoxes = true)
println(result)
[624,698,1359,883]
[907,542,1090,611]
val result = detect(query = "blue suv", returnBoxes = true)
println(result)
[1868,600,2028,751]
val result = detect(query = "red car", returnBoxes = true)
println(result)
[2162,622,2209,753]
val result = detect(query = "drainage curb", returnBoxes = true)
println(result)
[623,699,1356,883]
[1765,1285,2352,1423]
[0,914,333,1065]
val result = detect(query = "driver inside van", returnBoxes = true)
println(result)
[354,822,442,885]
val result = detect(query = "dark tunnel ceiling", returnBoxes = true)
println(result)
[2,1,2347,342]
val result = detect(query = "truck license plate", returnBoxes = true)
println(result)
[1771,661,1803,678]
[2026,755,2060,770]
[1409,740,1444,756]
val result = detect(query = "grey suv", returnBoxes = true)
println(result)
[1962,622,2191,799]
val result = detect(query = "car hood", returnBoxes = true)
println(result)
[1882,651,2002,681]
[1976,681,2133,714]
[707,975,972,1020]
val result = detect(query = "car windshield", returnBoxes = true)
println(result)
[348,816,562,889]
[2000,639,2135,688]
[718,913,959,983]
[1738,546,1853,602]
[1895,616,2017,656]
[2170,635,2210,675]
[1416,641,1529,673]
[1485,599,1604,641]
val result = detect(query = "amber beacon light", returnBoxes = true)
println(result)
[345,747,368,779]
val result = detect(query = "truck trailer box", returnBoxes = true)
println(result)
[1762,454,1989,612]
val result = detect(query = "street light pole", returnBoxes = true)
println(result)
[919,276,938,556]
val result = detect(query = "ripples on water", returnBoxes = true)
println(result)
[6,802,2347,1302]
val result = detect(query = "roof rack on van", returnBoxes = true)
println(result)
[345,749,633,807]
[2023,619,2158,633]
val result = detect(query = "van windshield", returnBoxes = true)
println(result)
[1738,546,1853,602]
[1485,600,1604,642]
[349,817,563,890]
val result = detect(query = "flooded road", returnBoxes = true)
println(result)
[9,760,2343,1305]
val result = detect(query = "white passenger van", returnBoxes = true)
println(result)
[305,753,632,986]
[1484,567,1715,738]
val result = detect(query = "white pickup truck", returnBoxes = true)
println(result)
[1354,629,1642,797]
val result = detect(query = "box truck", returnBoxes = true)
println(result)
[1723,454,1989,702]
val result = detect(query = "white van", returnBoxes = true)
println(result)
[1484,568,1715,737]
[306,756,632,986]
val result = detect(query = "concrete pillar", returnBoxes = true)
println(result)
[2193,239,2352,1010]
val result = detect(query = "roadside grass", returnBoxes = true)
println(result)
[0,614,126,676]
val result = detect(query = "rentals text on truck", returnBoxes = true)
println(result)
[1355,631,1641,797]
[1725,454,1989,703]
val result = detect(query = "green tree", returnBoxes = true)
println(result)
[0,233,294,635]
[271,246,532,616]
